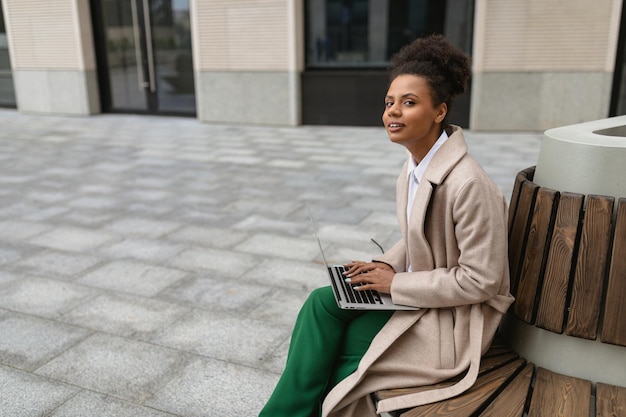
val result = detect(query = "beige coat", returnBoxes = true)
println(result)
[322,126,515,416]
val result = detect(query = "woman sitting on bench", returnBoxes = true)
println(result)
[259,34,515,417]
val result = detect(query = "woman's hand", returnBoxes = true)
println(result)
[343,261,395,294]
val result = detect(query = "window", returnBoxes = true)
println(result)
[306,0,445,68]
[0,1,16,107]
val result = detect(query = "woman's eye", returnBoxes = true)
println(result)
[385,101,393,107]
[404,100,415,106]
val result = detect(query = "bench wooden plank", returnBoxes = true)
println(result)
[479,352,520,373]
[527,367,591,417]
[514,187,559,324]
[596,382,626,417]
[601,198,626,346]
[399,359,527,417]
[566,195,614,340]
[509,180,539,295]
[509,168,534,234]
[536,192,584,334]
[478,362,534,417]
[521,166,536,180]
[508,172,526,234]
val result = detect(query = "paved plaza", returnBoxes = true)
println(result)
[0,108,542,416]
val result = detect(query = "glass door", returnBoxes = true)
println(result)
[94,0,195,115]
[0,1,16,108]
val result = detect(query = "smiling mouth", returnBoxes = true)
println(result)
[388,123,404,130]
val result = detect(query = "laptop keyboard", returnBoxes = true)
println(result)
[331,265,384,305]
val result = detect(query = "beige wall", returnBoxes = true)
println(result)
[471,0,622,131]
[1,0,99,114]
[191,0,304,125]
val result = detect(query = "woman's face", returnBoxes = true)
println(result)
[382,74,447,161]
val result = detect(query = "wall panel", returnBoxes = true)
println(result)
[475,0,621,72]
[193,0,292,71]
[3,0,85,70]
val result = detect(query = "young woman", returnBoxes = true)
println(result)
[259,34,514,417]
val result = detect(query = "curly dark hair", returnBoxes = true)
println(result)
[389,34,471,125]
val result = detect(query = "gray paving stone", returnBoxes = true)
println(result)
[225,198,301,217]
[0,220,51,241]
[234,233,319,261]
[232,214,310,236]
[315,206,371,224]
[104,217,182,238]
[0,312,91,371]
[126,202,176,217]
[317,223,381,245]
[36,333,191,403]
[46,390,178,417]
[14,250,101,280]
[250,288,310,327]
[150,309,291,368]
[30,226,117,252]
[0,246,22,265]
[167,225,249,249]
[168,247,258,278]
[55,209,115,227]
[0,277,97,318]
[61,293,190,338]
[146,357,278,417]
[260,334,290,374]
[158,275,273,315]
[0,365,78,417]
[68,195,119,210]
[77,183,120,194]
[100,238,184,262]
[77,260,187,297]
[244,258,327,291]
[0,271,19,287]
[22,206,72,222]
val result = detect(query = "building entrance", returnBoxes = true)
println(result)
[91,0,195,115]
[0,1,16,108]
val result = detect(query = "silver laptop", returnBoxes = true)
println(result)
[308,207,419,311]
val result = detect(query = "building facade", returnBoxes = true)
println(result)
[0,0,623,131]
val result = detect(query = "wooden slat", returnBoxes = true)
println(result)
[513,187,559,324]
[521,166,536,182]
[478,362,534,417]
[508,180,539,295]
[399,359,527,417]
[481,339,514,359]
[566,195,614,339]
[527,368,591,417]
[536,192,584,334]
[596,382,626,417]
[509,172,527,233]
[601,198,626,346]
[479,352,519,374]
[508,167,535,234]
[482,346,513,359]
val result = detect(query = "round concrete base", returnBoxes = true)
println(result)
[500,315,626,387]
[535,116,626,200]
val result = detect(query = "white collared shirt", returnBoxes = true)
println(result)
[406,130,449,271]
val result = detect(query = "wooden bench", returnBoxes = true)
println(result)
[374,339,626,417]
[373,166,626,416]
[507,167,626,343]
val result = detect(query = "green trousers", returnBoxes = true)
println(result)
[259,286,393,417]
